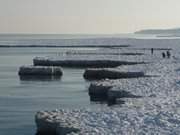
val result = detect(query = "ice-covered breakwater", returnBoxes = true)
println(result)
[83,68,145,80]
[65,51,144,56]
[33,57,145,68]
[18,66,63,76]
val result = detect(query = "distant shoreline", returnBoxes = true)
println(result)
[0,45,130,48]
[135,27,180,35]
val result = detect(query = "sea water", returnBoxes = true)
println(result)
[0,46,100,135]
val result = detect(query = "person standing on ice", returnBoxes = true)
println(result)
[151,48,154,55]
[162,52,166,58]
[166,50,171,58]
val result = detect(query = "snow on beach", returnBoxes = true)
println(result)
[35,40,180,135]
[36,104,180,135]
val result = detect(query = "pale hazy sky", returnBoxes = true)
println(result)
[0,0,180,34]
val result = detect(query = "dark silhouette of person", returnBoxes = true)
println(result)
[151,48,154,55]
[162,52,166,58]
[166,50,171,58]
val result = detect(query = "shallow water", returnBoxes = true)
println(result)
[0,47,103,135]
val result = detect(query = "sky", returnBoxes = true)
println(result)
[0,0,180,34]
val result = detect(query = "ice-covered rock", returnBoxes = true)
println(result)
[88,81,112,97]
[19,75,61,81]
[35,110,80,135]
[18,65,63,76]
[83,68,145,80]
[88,81,140,104]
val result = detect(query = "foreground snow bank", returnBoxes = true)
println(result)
[35,103,180,135]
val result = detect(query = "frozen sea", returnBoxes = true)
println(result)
[0,34,180,135]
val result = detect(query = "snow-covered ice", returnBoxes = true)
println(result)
[35,39,180,135]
